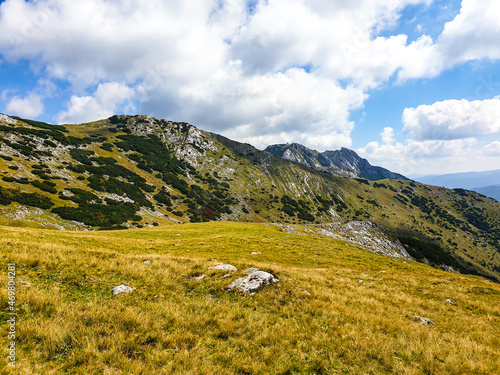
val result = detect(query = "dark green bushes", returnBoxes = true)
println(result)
[280,195,315,221]
[0,185,54,209]
[70,149,96,165]
[31,180,57,194]
[52,201,142,228]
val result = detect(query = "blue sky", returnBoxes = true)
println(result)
[0,0,500,175]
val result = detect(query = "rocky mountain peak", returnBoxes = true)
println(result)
[265,143,408,181]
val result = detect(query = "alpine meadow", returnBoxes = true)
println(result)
[0,114,499,374]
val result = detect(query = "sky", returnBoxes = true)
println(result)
[0,0,499,176]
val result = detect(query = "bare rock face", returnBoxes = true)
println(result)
[209,264,237,272]
[228,270,279,294]
[112,284,133,295]
[0,114,16,124]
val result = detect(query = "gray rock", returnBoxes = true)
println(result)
[413,315,435,326]
[143,260,152,265]
[446,298,456,305]
[222,274,232,279]
[302,290,312,296]
[228,271,279,294]
[243,267,260,275]
[112,284,133,295]
[194,274,205,281]
[251,252,262,255]
[209,264,237,272]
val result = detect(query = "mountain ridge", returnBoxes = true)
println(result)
[265,142,408,181]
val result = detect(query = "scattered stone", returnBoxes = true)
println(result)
[302,290,312,296]
[413,315,435,326]
[112,284,133,295]
[222,274,232,279]
[251,252,262,255]
[442,265,456,273]
[357,279,364,284]
[243,268,260,275]
[361,273,369,278]
[209,264,237,272]
[194,274,206,281]
[446,299,456,305]
[143,260,152,265]
[228,271,279,294]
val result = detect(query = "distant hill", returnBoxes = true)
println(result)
[265,143,408,181]
[474,185,500,201]
[415,169,500,201]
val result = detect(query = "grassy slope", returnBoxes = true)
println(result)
[1,115,500,280]
[1,223,499,374]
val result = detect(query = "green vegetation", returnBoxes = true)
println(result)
[1,114,500,281]
[0,185,54,209]
[52,201,141,229]
[31,180,58,194]
[280,195,315,221]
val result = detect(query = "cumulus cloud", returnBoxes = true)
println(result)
[484,141,500,156]
[57,82,135,124]
[0,0,430,147]
[6,92,44,118]
[398,0,500,81]
[381,127,395,144]
[402,97,500,141]
[357,136,483,175]
[0,0,499,153]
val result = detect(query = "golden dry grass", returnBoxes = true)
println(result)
[1,222,499,374]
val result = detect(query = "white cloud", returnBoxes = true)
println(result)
[484,141,500,156]
[381,127,395,144]
[0,0,499,158]
[6,92,44,118]
[57,82,135,124]
[398,0,500,81]
[357,136,484,175]
[402,97,500,141]
[0,0,429,147]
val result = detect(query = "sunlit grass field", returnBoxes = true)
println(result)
[1,222,499,374]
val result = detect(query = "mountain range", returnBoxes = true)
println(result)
[0,113,499,281]
[415,170,500,201]
[265,143,408,181]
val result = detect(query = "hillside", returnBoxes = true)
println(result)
[265,143,408,181]
[0,113,499,282]
[0,223,499,374]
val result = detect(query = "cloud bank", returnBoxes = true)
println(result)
[0,0,500,172]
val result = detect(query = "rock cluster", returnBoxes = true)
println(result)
[228,269,279,294]
[318,221,412,260]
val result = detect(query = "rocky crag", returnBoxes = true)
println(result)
[265,143,408,181]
